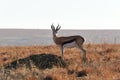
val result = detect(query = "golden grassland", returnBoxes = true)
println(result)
[0,44,120,80]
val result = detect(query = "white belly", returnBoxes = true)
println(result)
[63,41,78,48]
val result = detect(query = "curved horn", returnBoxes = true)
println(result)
[51,24,55,30]
[56,24,61,31]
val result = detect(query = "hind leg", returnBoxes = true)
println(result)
[79,46,86,63]
[76,41,86,63]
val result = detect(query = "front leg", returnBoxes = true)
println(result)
[60,45,64,59]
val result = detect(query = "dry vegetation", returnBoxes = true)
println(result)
[0,44,120,80]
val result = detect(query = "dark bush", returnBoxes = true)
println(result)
[4,53,67,70]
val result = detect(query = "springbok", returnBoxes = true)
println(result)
[51,24,86,63]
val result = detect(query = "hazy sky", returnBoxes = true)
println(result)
[0,0,120,29]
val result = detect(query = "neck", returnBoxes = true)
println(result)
[53,32,59,42]
[53,32,57,38]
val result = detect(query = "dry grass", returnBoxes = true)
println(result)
[0,44,120,80]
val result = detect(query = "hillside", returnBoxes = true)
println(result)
[0,44,120,80]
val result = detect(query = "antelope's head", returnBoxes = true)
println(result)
[51,24,61,36]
